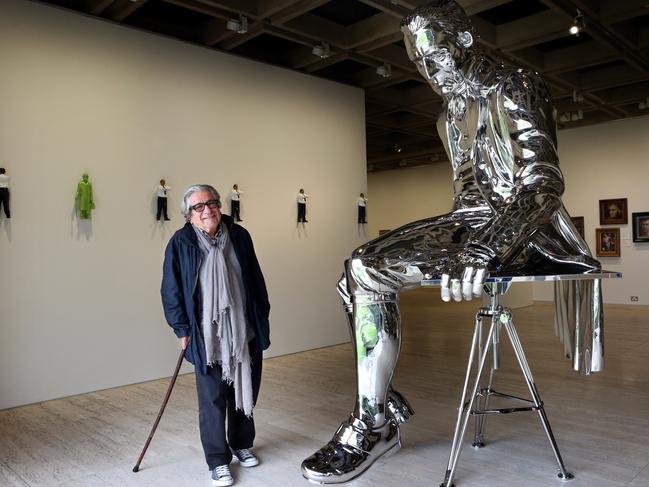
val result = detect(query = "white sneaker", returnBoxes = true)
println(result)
[232,448,259,467]
[211,464,233,486]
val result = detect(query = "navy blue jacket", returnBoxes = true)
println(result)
[161,215,270,374]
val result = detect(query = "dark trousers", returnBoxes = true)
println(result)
[0,188,9,218]
[231,200,241,221]
[358,206,366,224]
[156,197,168,220]
[195,346,263,469]
[297,202,306,222]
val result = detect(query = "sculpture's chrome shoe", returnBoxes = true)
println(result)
[301,416,400,484]
[387,388,415,424]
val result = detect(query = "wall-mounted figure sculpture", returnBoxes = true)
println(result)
[301,1,601,483]
[230,184,243,222]
[357,193,367,224]
[157,179,171,221]
[0,167,10,219]
[75,172,95,220]
[297,188,309,223]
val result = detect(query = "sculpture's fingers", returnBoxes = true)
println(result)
[440,274,451,302]
[451,278,462,302]
[462,266,475,301]
[472,268,487,297]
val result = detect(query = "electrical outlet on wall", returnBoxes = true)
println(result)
[631,296,639,302]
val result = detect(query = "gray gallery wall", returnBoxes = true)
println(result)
[0,0,367,409]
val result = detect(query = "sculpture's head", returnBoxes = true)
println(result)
[401,0,474,96]
[82,172,89,182]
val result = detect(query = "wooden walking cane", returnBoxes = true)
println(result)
[133,340,188,472]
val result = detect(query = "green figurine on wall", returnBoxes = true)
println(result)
[75,172,95,219]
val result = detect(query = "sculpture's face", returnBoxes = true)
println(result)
[82,173,89,182]
[403,22,465,96]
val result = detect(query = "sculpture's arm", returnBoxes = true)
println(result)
[440,71,563,302]
[469,70,564,269]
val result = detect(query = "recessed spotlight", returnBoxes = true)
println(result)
[376,63,392,78]
[226,16,248,34]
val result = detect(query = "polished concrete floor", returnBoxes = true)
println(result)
[1,289,648,487]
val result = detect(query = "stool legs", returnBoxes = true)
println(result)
[441,306,573,487]
[441,312,495,487]
[502,313,573,481]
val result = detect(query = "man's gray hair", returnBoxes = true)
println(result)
[182,184,221,220]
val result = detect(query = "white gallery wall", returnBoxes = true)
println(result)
[0,0,366,409]
[367,115,649,306]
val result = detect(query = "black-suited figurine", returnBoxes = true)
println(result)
[297,188,309,223]
[157,179,171,221]
[358,193,367,224]
[231,184,243,222]
[0,168,10,219]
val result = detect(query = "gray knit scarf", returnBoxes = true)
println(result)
[193,223,253,416]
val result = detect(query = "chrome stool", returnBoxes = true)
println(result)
[423,273,620,487]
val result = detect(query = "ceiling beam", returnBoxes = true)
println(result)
[496,10,568,51]
[265,0,330,24]
[358,0,410,19]
[104,0,149,21]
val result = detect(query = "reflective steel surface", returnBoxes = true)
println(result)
[301,1,607,482]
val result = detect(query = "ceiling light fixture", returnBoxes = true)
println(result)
[559,110,584,123]
[393,144,402,153]
[569,10,585,35]
[226,15,248,34]
[572,90,584,103]
[376,63,392,78]
[311,43,330,59]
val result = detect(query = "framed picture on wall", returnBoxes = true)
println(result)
[570,216,585,238]
[599,198,628,225]
[632,212,649,242]
[596,228,621,257]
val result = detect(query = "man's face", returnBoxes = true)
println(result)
[188,190,221,236]
[641,219,649,235]
[403,23,462,95]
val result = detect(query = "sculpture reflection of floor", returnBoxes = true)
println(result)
[1,289,648,487]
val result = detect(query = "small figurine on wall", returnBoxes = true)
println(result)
[75,172,95,219]
[157,179,171,221]
[358,192,368,224]
[0,167,10,219]
[297,188,309,223]
[230,184,243,222]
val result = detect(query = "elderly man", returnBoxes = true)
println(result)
[301,0,600,483]
[161,184,270,487]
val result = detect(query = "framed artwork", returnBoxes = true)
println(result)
[570,216,584,238]
[599,198,627,225]
[632,212,649,242]
[595,228,620,257]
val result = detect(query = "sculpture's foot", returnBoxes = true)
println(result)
[301,416,400,484]
[387,388,414,424]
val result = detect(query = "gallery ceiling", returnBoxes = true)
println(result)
[38,0,649,172]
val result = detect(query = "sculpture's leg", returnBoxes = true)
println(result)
[301,261,411,484]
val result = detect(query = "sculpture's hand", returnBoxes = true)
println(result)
[440,250,490,303]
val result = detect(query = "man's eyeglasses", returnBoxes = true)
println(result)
[190,199,220,212]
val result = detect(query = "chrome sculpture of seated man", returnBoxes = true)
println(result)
[301,0,600,483]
